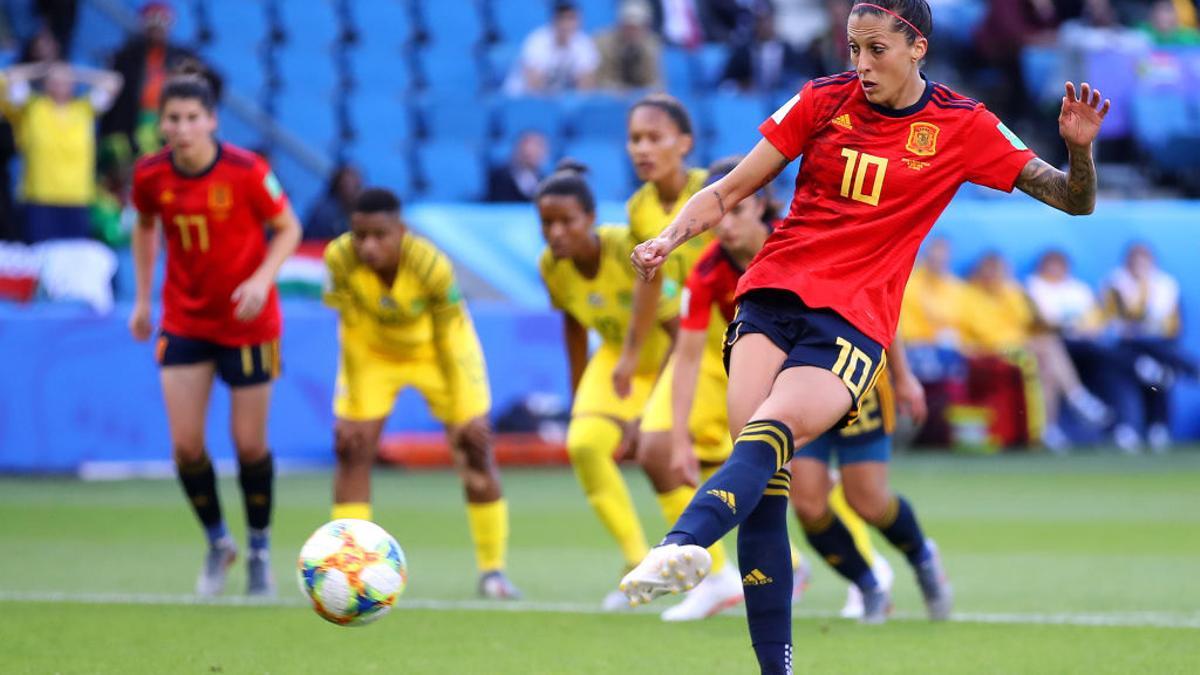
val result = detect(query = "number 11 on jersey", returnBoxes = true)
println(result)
[839,148,888,207]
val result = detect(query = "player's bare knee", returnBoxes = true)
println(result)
[844,484,889,524]
[234,442,268,464]
[172,442,208,467]
[334,427,372,467]
[792,496,830,528]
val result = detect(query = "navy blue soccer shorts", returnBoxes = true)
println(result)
[156,331,281,387]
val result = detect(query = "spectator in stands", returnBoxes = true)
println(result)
[0,60,123,242]
[595,1,662,91]
[1026,250,1105,339]
[100,2,214,166]
[961,252,1109,451]
[303,164,363,241]
[34,0,77,55]
[970,0,1060,131]
[505,1,599,94]
[1103,243,1197,452]
[1139,0,1200,44]
[720,3,813,92]
[486,131,549,203]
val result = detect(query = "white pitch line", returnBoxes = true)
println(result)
[1,590,1198,629]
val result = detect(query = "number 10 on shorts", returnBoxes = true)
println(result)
[832,336,873,399]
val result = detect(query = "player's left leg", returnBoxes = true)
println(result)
[445,415,520,600]
[840,459,952,620]
[221,340,282,596]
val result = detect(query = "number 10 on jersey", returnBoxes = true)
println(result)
[839,148,888,207]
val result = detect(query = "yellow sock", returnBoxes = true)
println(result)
[332,502,372,521]
[466,499,509,572]
[829,482,875,566]
[567,416,649,566]
[656,486,728,572]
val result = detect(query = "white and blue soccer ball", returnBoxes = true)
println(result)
[297,519,407,626]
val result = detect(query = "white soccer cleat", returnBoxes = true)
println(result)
[195,538,237,598]
[660,562,744,622]
[841,556,893,619]
[619,544,712,607]
[841,584,864,619]
[602,589,632,611]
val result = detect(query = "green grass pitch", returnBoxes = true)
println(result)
[2,451,1199,673]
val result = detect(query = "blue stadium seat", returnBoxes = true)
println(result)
[416,139,486,201]
[206,0,266,47]
[564,93,630,140]
[217,104,264,149]
[347,95,414,149]
[276,46,339,96]
[489,0,547,44]
[171,1,200,46]
[705,93,767,161]
[203,45,267,93]
[576,0,616,31]
[1131,88,1200,171]
[484,42,521,90]
[352,148,415,199]
[1020,46,1063,103]
[561,140,630,202]
[661,46,695,92]
[495,95,564,144]
[418,47,482,94]
[347,44,413,93]
[71,1,129,63]
[278,0,340,47]
[277,92,340,151]
[351,0,414,48]
[694,44,729,88]
[419,0,485,50]
[419,95,494,143]
[272,151,323,217]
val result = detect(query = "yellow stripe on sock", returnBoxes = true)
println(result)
[467,499,509,573]
[331,502,373,521]
[763,488,790,497]
[876,496,901,529]
[801,509,835,534]
[737,432,786,470]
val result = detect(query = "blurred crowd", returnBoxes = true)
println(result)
[900,239,1196,454]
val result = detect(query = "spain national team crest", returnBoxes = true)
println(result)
[906,122,939,157]
[208,183,233,214]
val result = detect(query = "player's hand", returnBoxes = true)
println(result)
[614,419,640,461]
[611,352,638,399]
[1058,82,1110,151]
[128,301,153,341]
[232,273,272,322]
[893,372,928,427]
[670,437,701,489]
[630,237,671,282]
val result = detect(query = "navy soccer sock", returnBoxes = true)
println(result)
[739,470,795,675]
[875,495,931,567]
[177,455,227,546]
[802,509,878,592]
[238,453,274,552]
[664,420,793,549]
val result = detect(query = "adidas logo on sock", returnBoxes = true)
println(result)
[743,569,773,586]
[833,113,853,130]
[706,489,736,514]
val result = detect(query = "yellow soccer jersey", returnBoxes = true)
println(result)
[324,232,469,361]
[627,168,710,314]
[539,224,673,373]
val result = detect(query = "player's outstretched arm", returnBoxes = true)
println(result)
[128,212,158,341]
[1015,82,1110,216]
[631,139,789,281]
[232,205,302,322]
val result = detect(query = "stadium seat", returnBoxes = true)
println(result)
[418,95,494,143]
[347,44,414,93]
[170,1,200,46]
[71,2,129,63]
[495,96,564,145]
[418,0,485,50]
[350,0,414,48]
[561,140,630,202]
[352,148,415,199]
[661,46,695,92]
[416,139,486,201]
[203,44,267,93]
[417,46,483,94]
[1132,87,1200,171]
[484,42,521,90]
[276,45,340,96]
[272,151,324,217]
[218,103,264,150]
[694,43,729,88]
[277,0,340,47]
[706,93,768,161]
[488,0,547,44]
[346,94,414,149]
[1020,45,1063,104]
[564,93,630,140]
[576,0,616,32]
[206,0,266,47]
[276,92,340,151]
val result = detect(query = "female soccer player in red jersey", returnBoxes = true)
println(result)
[128,73,302,597]
[620,1,1109,671]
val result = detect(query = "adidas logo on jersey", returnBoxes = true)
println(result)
[832,114,853,130]
[706,489,737,514]
[743,569,773,586]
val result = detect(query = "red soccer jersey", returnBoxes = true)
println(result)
[132,143,290,346]
[680,240,744,331]
[744,72,1036,347]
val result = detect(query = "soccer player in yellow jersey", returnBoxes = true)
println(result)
[536,161,675,610]
[323,188,519,599]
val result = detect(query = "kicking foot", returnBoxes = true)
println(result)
[915,539,953,621]
[660,563,744,622]
[791,556,812,606]
[196,538,237,598]
[619,544,711,608]
[478,571,523,600]
[859,585,892,625]
[843,555,893,619]
[245,548,275,597]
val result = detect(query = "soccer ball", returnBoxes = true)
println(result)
[297,519,408,626]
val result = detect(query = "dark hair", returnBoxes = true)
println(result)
[629,93,693,136]
[353,187,402,215]
[849,0,933,45]
[159,73,215,112]
[534,158,595,214]
[706,155,780,226]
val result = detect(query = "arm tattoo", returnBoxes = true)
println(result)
[713,190,726,216]
[1016,154,1096,215]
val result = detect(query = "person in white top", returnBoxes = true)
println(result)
[506,1,599,94]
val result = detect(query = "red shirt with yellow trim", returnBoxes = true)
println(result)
[680,239,744,331]
[132,143,290,345]
[742,71,1036,347]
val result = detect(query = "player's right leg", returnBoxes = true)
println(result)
[329,343,402,521]
[332,417,387,519]
[158,336,230,597]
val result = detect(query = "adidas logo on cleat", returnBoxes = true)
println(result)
[833,113,853,130]
[706,489,737,514]
[743,569,773,586]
